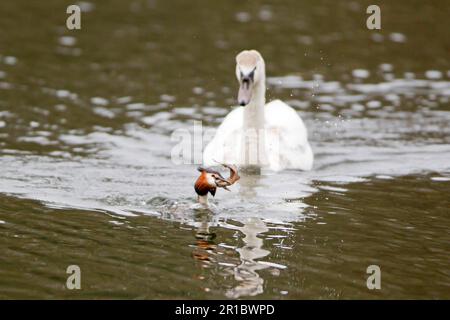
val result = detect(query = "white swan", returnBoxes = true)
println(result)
[203,50,313,171]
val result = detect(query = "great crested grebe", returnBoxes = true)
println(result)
[194,163,240,205]
[203,49,313,172]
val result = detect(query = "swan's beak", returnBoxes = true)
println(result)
[238,78,252,106]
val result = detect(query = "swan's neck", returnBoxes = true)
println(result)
[242,80,266,166]
[243,81,266,129]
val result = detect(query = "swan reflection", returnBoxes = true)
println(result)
[192,213,279,298]
[190,172,291,297]
[225,217,270,298]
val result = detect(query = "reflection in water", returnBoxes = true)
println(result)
[225,173,270,298]
[237,173,261,199]
[192,210,217,263]
[225,217,270,298]
[0,0,449,299]
[192,210,272,298]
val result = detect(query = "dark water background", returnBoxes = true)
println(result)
[0,0,449,299]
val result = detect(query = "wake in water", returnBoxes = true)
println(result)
[0,74,449,223]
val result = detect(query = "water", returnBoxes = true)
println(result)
[0,0,449,299]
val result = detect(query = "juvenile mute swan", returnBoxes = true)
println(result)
[203,50,313,171]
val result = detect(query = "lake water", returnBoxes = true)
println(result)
[0,0,449,299]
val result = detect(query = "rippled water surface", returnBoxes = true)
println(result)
[0,0,449,299]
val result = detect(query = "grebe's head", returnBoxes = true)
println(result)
[194,167,228,197]
[235,50,266,106]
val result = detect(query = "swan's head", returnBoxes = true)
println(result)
[235,50,266,106]
[194,167,228,197]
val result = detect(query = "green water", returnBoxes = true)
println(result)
[0,0,449,299]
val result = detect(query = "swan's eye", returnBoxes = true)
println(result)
[248,67,256,80]
[239,67,256,82]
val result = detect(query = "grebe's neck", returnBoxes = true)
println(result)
[198,195,208,205]
[243,80,266,130]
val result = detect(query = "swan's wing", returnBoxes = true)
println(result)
[265,99,313,171]
[203,107,244,166]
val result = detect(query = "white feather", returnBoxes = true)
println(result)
[203,107,244,166]
[264,99,313,171]
[203,100,313,171]
[203,50,313,172]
